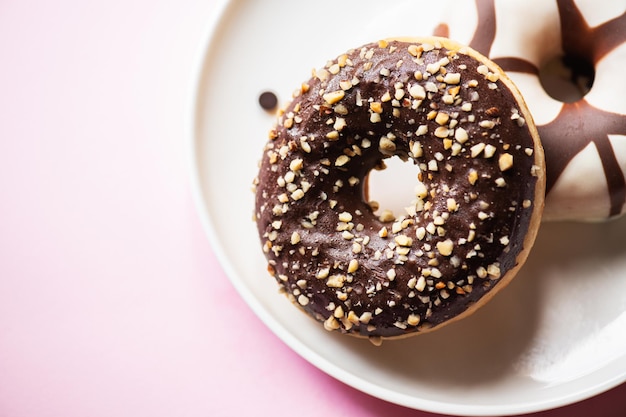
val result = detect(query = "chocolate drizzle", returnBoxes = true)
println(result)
[433,23,450,38]
[443,0,626,217]
[469,0,497,57]
[492,57,539,75]
[540,102,626,216]
[558,0,626,64]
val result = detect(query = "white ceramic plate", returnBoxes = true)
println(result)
[189,1,626,415]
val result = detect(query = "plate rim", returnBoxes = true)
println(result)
[187,1,626,415]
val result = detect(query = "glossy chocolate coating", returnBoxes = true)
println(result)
[254,39,543,340]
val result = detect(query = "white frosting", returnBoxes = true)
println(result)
[544,143,610,221]
[587,43,626,114]
[575,0,626,27]
[489,1,561,66]
[506,73,562,126]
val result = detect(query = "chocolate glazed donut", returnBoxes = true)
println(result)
[253,38,545,344]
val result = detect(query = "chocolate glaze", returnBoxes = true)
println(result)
[254,40,542,339]
[448,0,626,217]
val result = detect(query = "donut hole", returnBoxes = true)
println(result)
[366,155,425,220]
[538,54,595,103]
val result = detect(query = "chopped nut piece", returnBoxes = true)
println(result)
[435,112,450,125]
[487,263,501,278]
[531,164,541,177]
[499,153,514,171]
[407,314,420,326]
[333,117,347,131]
[299,138,311,153]
[485,106,500,116]
[370,112,381,123]
[470,143,486,158]
[284,171,295,183]
[342,231,354,240]
[323,90,345,104]
[416,276,426,292]
[407,44,422,57]
[478,211,490,220]
[447,198,458,212]
[477,64,489,75]
[426,62,441,74]
[335,155,350,166]
[338,212,353,222]
[326,130,339,140]
[323,316,340,331]
[316,267,330,279]
[443,72,461,84]
[395,235,413,247]
[487,72,500,82]
[348,259,359,273]
[468,169,478,185]
[455,127,469,143]
[484,144,497,158]
[410,140,423,157]
[289,158,303,171]
[291,189,305,200]
[379,210,395,222]
[434,127,449,138]
[370,101,383,114]
[379,137,396,154]
[326,274,346,288]
[408,84,426,99]
[359,311,373,324]
[476,266,488,279]
[436,239,454,256]
[479,120,496,129]
[347,310,360,325]
[298,294,309,306]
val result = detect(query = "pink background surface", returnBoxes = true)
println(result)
[0,1,624,416]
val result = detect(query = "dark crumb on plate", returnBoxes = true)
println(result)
[258,91,278,111]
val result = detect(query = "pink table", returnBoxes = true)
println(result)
[0,1,624,416]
